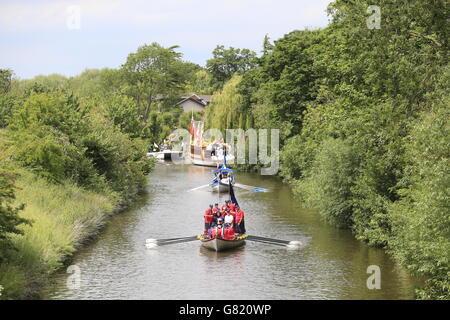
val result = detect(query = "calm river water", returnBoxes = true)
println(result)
[44,162,418,299]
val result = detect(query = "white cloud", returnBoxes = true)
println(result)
[0,0,332,31]
[0,0,333,78]
[0,0,123,31]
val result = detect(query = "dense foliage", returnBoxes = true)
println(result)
[0,171,29,263]
[0,41,208,298]
[204,0,449,299]
[206,45,257,90]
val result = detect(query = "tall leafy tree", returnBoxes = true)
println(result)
[121,43,189,122]
[206,45,257,89]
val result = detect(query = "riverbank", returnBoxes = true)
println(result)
[0,87,155,299]
[0,168,140,299]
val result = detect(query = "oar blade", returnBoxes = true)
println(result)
[234,183,270,193]
[246,235,302,248]
[145,235,199,248]
[187,184,210,192]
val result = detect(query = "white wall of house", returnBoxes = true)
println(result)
[181,100,205,113]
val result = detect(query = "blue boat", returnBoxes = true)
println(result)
[210,166,235,193]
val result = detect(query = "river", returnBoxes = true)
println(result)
[44,162,417,299]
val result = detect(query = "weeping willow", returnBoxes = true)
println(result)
[205,75,250,132]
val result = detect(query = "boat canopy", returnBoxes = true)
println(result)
[212,168,234,173]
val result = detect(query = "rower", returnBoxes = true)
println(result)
[221,200,230,211]
[204,204,214,234]
[222,224,236,240]
[234,205,246,234]
[212,203,220,215]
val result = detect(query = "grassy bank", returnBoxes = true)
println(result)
[0,169,121,299]
[0,84,154,299]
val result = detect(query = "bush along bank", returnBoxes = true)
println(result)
[0,89,154,299]
[202,1,449,299]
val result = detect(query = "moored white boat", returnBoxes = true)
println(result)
[147,150,183,161]
[190,153,235,167]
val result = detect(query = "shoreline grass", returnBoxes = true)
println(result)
[0,169,120,299]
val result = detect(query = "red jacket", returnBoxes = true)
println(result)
[204,209,214,223]
[211,226,224,238]
[229,203,236,211]
[222,227,235,240]
[235,209,244,224]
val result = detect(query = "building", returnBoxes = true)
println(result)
[176,94,212,113]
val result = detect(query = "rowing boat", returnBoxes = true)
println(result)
[199,234,247,252]
[210,178,233,192]
[210,166,235,193]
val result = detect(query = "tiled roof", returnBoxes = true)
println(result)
[176,94,211,106]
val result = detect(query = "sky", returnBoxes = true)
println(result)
[0,0,333,79]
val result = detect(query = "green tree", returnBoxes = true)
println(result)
[0,170,30,263]
[0,69,13,93]
[0,93,18,128]
[205,75,244,131]
[121,42,189,122]
[206,45,257,89]
[15,74,69,95]
[389,97,450,300]
[101,95,143,138]
[184,69,214,94]
[295,138,359,228]
[68,68,123,97]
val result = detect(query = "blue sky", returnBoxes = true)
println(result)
[0,0,332,79]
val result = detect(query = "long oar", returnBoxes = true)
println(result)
[234,183,270,193]
[147,236,197,243]
[145,236,198,248]
[246,238,288,247]
[187,184,210,192]
[157,238,198,246]
[247,235,301,247]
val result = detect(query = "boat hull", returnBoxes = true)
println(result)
[192,158,222,167]
[210,180,234,193]
[147,150,183,161]
[200,238,245,252]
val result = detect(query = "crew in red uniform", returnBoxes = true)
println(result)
[203,204,214,234]
[212,203,221,215]
[234,205,246,234]
[211,218,224,238]
[222,225,236,240]
[221,200,230,211]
